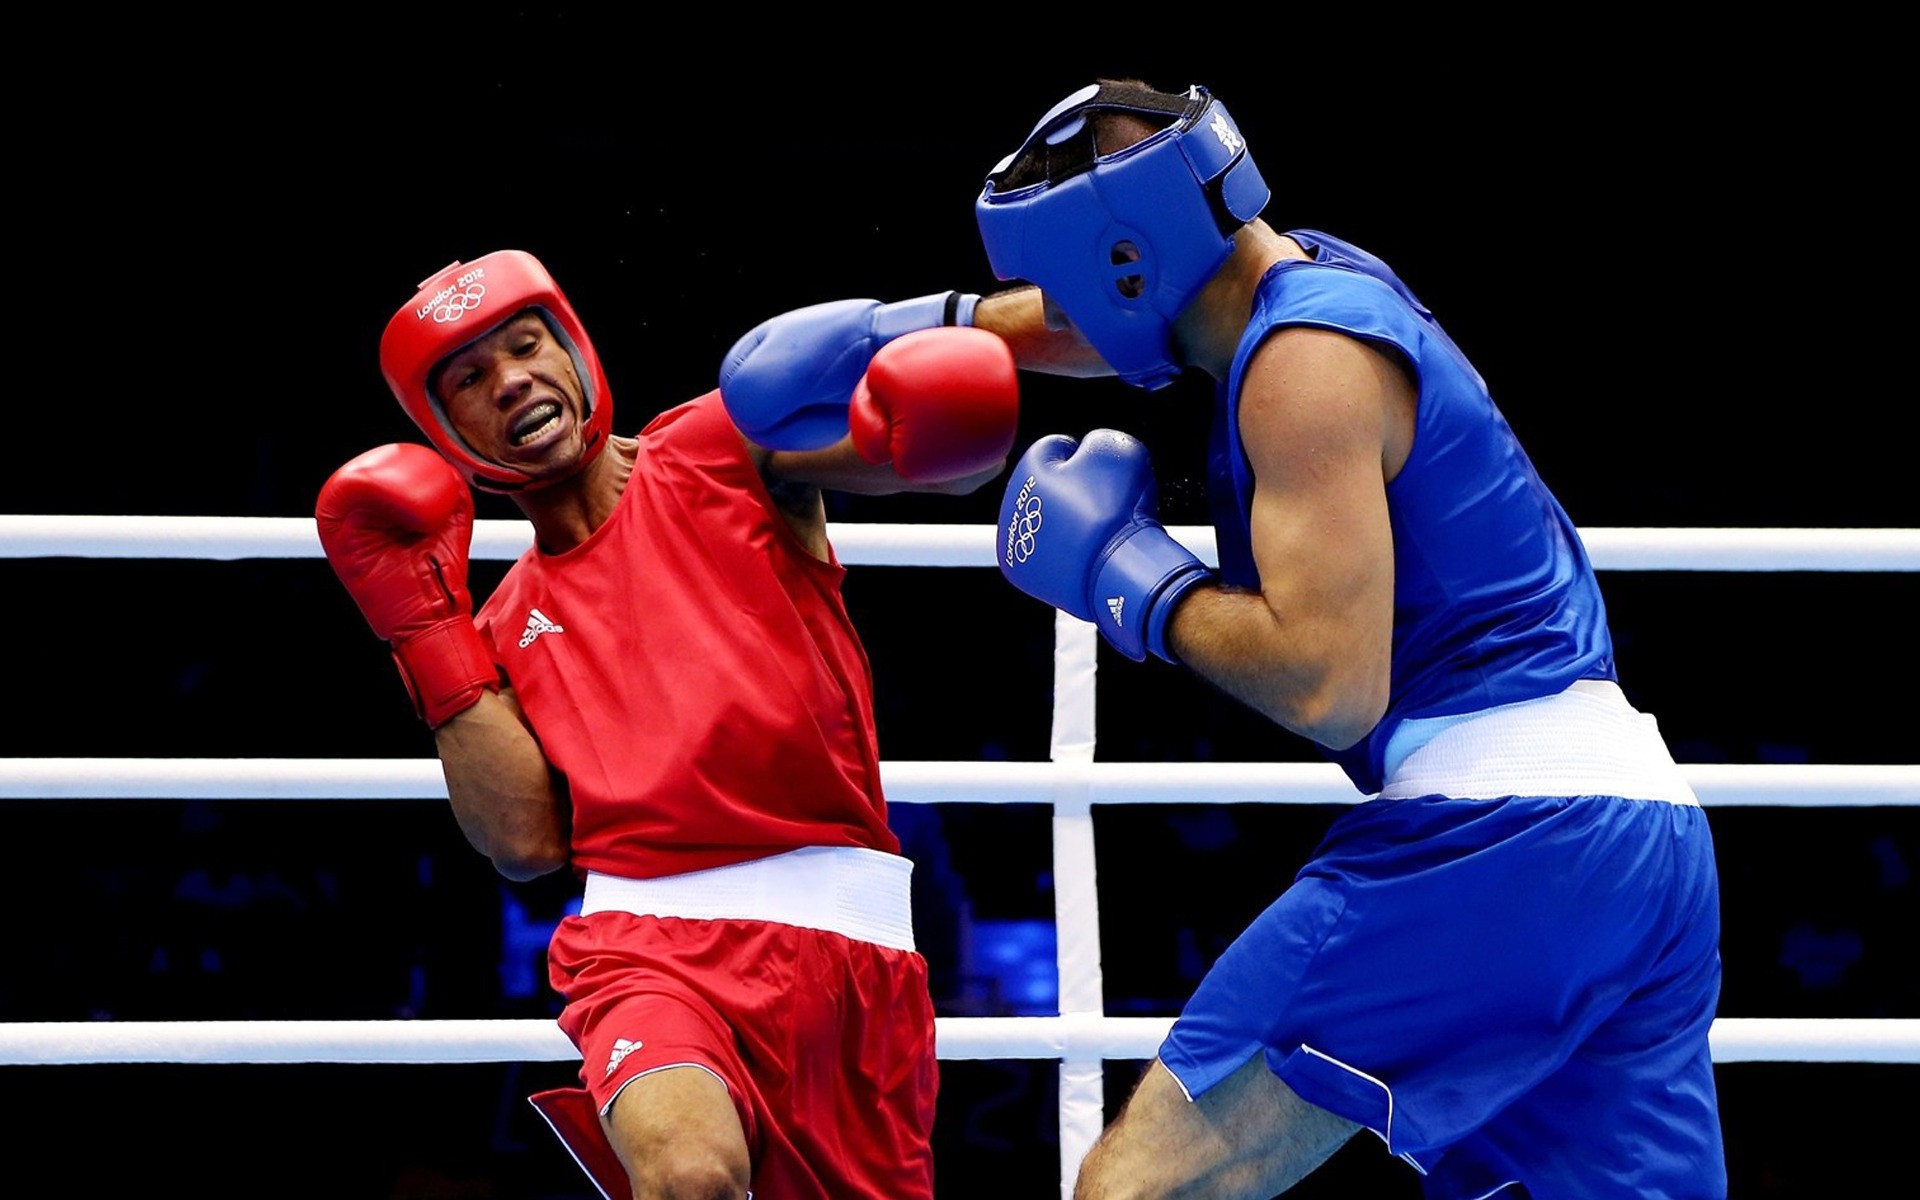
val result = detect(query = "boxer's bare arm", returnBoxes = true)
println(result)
[971,285,1115,377]
[434,684,569,881]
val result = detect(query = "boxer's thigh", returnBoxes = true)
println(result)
[1074,1056,1359,1199]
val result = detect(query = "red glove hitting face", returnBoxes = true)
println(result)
[849,326,1020,482]
[315,443,500,728]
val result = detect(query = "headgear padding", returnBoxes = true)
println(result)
[976,84,1269,391]
[379,250,612,492]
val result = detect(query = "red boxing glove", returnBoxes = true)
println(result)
[315,443,499,729]
[849,326,1019,482]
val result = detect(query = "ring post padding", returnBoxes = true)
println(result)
[1050,611,1106,1194]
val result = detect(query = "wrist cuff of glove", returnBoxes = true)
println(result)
[392,618,499,729]
[1144,563,1214,665]
[1095,531,1213,663]
[873,291,978,342]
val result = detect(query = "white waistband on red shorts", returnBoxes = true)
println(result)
[1378,680,1699,805]
[579,845,916,952]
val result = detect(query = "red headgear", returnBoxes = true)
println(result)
[378,250,612,492]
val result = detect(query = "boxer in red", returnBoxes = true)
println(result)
[315,250,1015,1199]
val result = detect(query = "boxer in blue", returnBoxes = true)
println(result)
[717,79,1726,1200]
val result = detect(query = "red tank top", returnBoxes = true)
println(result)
[474,392,897,879]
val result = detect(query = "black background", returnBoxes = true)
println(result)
[4,14,1915,1199]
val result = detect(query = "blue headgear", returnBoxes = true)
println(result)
[975,83,1270,390]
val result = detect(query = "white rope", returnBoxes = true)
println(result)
[4,514,1918,571]
[3,1017,1913,1066]
[4,758,1914,805]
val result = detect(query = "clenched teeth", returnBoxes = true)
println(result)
[512,402,562,446]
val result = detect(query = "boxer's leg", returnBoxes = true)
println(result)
[1074,1056,1359,1199]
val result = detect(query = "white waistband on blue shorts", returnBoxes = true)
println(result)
[579,845,916,952]
[1378,680,1699,805]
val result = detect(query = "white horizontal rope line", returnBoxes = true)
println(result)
[0,1019,577,1065]
[0,759,452,800]
[3,759,1914,806]
[1707,1018,1920,1064]
[1,1017,1911,1066]
[1678,763,1920,807]
[0,515,328,562]
[1575,526,1920,572]
[3,515,1917,571]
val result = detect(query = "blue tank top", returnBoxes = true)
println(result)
[1208,229,1615,794]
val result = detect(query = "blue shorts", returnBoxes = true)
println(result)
[1158,793,1725,1200]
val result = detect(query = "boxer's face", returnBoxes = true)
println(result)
[434,310,590,481]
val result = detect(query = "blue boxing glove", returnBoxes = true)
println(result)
[998,429,1214,663]
[718,291,982,450]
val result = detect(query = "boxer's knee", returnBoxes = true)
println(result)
[605,1065,751,1199]
[627,1149,750,1200]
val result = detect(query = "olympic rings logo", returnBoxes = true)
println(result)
[1004,476,1044,566]
[1209,111,1243,154]
[431,284,488,324]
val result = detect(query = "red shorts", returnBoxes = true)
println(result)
[530,910,937,1200]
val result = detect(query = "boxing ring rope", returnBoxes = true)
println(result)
[4,514,1918,569]
[8,1016,1915,1066]
[5,514,1919,1198]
